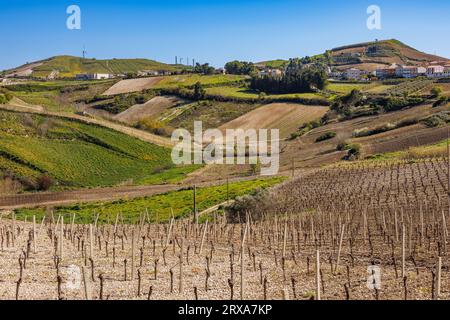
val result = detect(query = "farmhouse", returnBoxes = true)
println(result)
[344,68,368,80]
[76,73,115,80]
[394,66,426,78]
[258,69,283,78]
[137,70,159,77]
[375,64,398,79]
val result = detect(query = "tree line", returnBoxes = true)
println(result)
[250,59,328,94]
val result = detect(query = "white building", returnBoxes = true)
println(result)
[395,66,426,78]
[375,64,398,79]
[344,68,367,80]
[76,73,114,80]
[426,65,445,75]
[258,69,283,78]
[137,70,159,77]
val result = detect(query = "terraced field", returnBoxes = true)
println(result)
[103,78,163,96]
[103,75,246,96]
[219,103,329,139]
[113,96,187,125]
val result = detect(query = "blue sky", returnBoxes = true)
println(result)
[1,0,449,70]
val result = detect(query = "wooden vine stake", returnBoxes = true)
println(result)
[436,256,442,300]
[316,250,321,301]
[131,228,136,281]
[81,266,92,300]
[32,215,37,254]
[89,224,94,259]
[179,238,184,294]
[59,216,64,259]
[335,224,345,273]
[199,220,208,255]
[402,224,406,278]
[240,221,248,300]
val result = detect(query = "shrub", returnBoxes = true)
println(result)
[421,112,450,128]
[0,92,13,104]
[316,131,336,142]
[433,96,448,108]
[136,117,173,136]
[36,175,54,191]
[225,189,271,223]
[430,86,443,98]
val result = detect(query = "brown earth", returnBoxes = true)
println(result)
[114,96,186,125]
[219,103,329,139]
[280,102,450,170]
[103,77,163,96]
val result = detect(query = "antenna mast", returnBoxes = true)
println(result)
[82,45,87,59]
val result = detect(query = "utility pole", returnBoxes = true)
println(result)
[447,127,449,196]
[193,185,197,224]
[82,45,87,59]
[175,56,178,65]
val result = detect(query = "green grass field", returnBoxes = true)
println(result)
[205,86,324,100]
[153,74,247,89]
[0,110,198,189]
[18,56,183,78]
[7,80,116,112]
[14,177,285,224]
[326,83,372,94]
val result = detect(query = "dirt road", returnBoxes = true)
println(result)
[0,184,180,210]
[0,174,285,210]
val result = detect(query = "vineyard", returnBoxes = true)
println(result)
[384,79,434,96]
[1,156,450,300]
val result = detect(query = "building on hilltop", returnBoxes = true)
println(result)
[394,66,426,78]
[344,68,368,81]
[258,69,283,78]
[375,64,398,79]
[76,73,115,80]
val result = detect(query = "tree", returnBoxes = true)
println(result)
[250,59,327,94]
[431,86,443,98]
[193,63,215,75]
[193,82,206,100]
[224,61,257,75]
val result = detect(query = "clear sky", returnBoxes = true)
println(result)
[1,0,449,70]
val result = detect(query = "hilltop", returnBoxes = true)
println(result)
[255,39,449,71]
[2,55,185,79]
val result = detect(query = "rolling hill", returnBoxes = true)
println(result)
[255,39,449,71]
[0,110,197,192]
[3,55,185,79]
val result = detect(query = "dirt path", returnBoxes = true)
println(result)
[0,174,285,210]
[0,102,174,147]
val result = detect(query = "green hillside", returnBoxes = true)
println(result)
[7,55,184,79]
[0,110,197,190]
[255,59,288,69]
